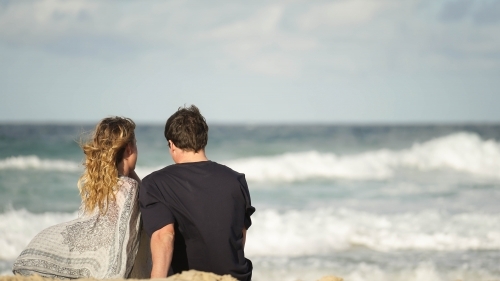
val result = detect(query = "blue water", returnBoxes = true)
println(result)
[1,124,500,281]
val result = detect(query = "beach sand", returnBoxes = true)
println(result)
[0,270,344,281]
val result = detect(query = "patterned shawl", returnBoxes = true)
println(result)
[12,176,143,279]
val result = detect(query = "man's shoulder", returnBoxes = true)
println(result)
[142,164,176,183]
[142,161,246,186]
[209,162,248,187]
[210,161,244,177]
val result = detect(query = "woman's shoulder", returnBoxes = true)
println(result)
[117,175,139,191]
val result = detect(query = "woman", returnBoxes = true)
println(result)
[12,117,144,279]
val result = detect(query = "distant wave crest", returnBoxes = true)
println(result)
[3,132,500,181]
[225,132,500,182]
[0,156,81,172]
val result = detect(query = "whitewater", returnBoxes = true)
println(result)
[1,124,500,281]
[3,132,500,181]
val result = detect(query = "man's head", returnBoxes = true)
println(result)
[164,105,208,153]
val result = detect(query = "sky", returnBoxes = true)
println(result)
[0,0,499,124]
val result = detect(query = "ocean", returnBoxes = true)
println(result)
[1,124,500,281]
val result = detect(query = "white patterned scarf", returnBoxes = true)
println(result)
[12,176,145,279]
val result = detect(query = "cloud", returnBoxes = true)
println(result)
[439,0,474,22]
[422,0,500,69]
[297,0,389,30]
[474,0,500,25]
[0,0,499,77]
[204,5,283,40]
[1,0,500,123]
[31,0,96,24]
[200,4,318,76]
[438,0,500,25]
[0,0,98,44]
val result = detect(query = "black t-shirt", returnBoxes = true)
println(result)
[139,161,255,281]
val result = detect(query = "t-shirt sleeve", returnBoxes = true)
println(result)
[139,175,175,237]
[238,174,255,229]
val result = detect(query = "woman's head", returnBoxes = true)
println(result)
[78,116,136,214]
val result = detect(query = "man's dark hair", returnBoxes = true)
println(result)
[164,105,208,152]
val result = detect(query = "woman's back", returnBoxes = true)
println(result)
[13,176,140,279]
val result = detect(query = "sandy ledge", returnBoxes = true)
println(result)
[0,270,343,281]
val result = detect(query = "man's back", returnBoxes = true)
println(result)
[140,161,254,281]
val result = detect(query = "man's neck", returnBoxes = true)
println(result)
[175,149,208,164]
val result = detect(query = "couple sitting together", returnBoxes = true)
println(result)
[12,105,255,281]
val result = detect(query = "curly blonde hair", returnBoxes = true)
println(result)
[78,117,136,215]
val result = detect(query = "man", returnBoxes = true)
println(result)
[139,105,255,281]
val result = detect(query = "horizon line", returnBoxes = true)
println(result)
[1,120,500,126]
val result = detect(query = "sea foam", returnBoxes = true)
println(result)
[2,132,500,182]
[245,208,500,256]
[252,259,497,281]
[0,156,80,172]
[225,132,500,182]
[0,209,77,260]
[2,207,500,260]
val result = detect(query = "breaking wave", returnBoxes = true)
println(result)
[3,133,500,182]
[2,207,500,260]
[0,209,77,260]
[225,132,500,182]
[246,208,500,256]
[0,156,80,172]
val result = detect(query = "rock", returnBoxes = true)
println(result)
[0,270,236,281]
[0,270,342,281]
[0,275,48,281]
[165,270,237,281]
[317,276,344,281]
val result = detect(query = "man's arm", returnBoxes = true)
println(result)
[150,223,175,278]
